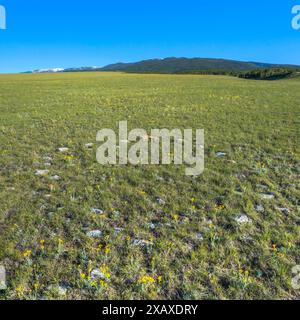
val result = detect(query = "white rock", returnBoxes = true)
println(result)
[91,208,104,215]
[50,175,61,181]
[149,223,156,230]
[58,147,69,152]
[57,286,68,296]
[132,239,152,247]
[235,214,252,224]
[85,143,94,149]
[256,184,268,190]
[255,204,264,212]
[86,230,102,238]
[195,233,204,241]
[0,265,6,290]
[260,193,275,200]
[91,268,105,280]
[35,170,49,176]
[114,227,124,234]
[43,156,53,162]
[216,152,226,157]
[47,285,68,296]
[276,207,290,215]
[156,198,166,205]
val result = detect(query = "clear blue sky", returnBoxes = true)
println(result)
[0,0,299,73]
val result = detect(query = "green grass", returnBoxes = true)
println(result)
[0,72,299,300]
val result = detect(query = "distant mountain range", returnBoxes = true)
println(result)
[30,66,101,73]
[26,57,300,74]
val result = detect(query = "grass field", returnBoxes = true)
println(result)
[0,72,299,300]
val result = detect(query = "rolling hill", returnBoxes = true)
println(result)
[24,58,300,75]
[100,57,300,73]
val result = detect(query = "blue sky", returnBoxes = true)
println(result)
[0,0,299,73]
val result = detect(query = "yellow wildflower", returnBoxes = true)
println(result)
[80,273,86,279]
[100,264,111,278]
[33,283,40,290]
[138,275,155,285]
[99,280,108,288]
[64,155,74,161]
[40,239,45,250]
[23,249,32,258]
[90,280,97,287]
[172,214,179,221]
[104,246,111,255]
[16,285,24,296]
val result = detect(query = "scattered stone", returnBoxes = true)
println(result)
[57,286,68,296]
[0,265,6,290]
[50,175,61,181]
[86,230,102,238]
[91,268,105,280]
[44,162,52,166]
[156,198,166,205]
[235,173,246,180]
[132,239,153,247]
[195,233,204,241]
[216,152,226,157]
[35,169,49,176]
[241,234,253,241]
[58,147,69,153]
[276,207,290,215]
[234,190,243,196]
[235,214,252,224]
[114,227,124,234]
[255,204,264,213]
[179,215,190,224]
[47,285,68,296]
[111,211,120,219]
[91,208,104,215]
[149,223,156,230]
[260,193,275,200]
[43,156,53,162]
[85,143,94,149]
[256,184,268,190]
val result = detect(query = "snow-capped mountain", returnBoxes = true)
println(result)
[32,68,65,73]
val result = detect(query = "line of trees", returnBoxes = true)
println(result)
[238,68,294,80]
[174,68,296,80]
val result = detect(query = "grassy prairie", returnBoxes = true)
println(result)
[0,72,299,299]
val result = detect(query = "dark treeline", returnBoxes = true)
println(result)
[238,68,294,80]
[174,68,296,80]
